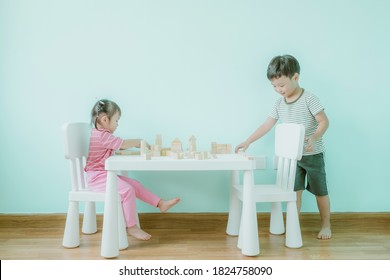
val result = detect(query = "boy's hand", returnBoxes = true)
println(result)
[304,136,316,152]
[235,141,250,153]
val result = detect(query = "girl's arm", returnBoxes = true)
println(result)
[235,117,277,152]
[120,139,150,150]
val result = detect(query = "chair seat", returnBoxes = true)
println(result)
[69,190,121,202]
[233,184,297,202]
[68,190,105,202]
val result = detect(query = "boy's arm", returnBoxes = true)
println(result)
[120,139,150,150]
[305,110,329,152]
[235,117,277,152]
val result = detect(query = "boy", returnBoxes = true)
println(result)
[235,55,331,240]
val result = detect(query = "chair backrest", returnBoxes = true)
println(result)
[62,122,91,191]
[274,123,305,191]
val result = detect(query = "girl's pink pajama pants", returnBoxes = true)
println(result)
[86,171,161,227]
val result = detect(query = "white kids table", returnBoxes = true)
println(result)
[101,154,266,258]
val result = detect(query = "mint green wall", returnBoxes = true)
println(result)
[1,0,389,213]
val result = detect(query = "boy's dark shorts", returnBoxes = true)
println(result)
[294,153,328,196]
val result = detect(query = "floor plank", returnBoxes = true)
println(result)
[0,213,389,260]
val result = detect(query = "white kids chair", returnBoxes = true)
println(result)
[62,122,128,251]
[227,123,305,252]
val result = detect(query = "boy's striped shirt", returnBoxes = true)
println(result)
[269,90,325,155]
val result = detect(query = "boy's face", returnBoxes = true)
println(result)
[270,73,299,99]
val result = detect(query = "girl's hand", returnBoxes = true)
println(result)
[144,140,151,150]
[134,139,151,149]
[121,139,149,150]
[133,139,141,148]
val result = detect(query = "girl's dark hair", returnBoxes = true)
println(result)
[267,55,300,80]
[90,99,121,129]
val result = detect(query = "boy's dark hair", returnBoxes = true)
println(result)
[267,55,300,80]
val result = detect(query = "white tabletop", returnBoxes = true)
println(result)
[105,154,260,171]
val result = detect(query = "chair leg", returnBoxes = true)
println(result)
[63,201,80,248]
[237,209,244,249]
[285,201,303,248]
[118,203,129,250]
[82,201,98,234]
[270,202,285,235]
[226,170,241,236]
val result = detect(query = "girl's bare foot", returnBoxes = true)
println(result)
[126,225,151,240]
[158,198,180,212]
[317,227,332,240]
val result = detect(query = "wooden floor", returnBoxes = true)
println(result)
[1,213,389,260]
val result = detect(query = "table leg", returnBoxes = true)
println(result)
[226,170,241,236]
[101,170,119,258]
[239,170,259,256]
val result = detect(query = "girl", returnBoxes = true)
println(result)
[84,99,180,240]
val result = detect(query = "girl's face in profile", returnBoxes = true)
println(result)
[108,111,120,133]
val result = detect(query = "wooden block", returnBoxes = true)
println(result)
[226,144,232,154]
[171,138,183,153]
[152,150,161,157]
[211,142,232,154]
[155,134,162,147]
[145,153,152,160]
[170,151,179,159]
[115,150,140,156]
[195,152,203,160]
[140,140,147,155]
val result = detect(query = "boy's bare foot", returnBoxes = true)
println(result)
[317,227,332,240]
[126,225,151,240]
[158,198,180,213]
